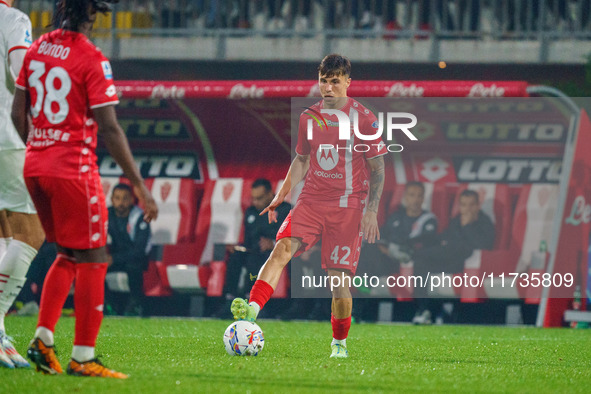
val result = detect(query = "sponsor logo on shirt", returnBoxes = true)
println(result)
[24,30,32,45]
[101,61,113,80]
[105,85,117,97]
[313,170,343,179]
[316,145,338,171]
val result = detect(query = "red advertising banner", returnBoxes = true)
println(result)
[116,80,529,99]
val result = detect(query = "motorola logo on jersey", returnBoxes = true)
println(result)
[316,145,339,171]
[314,170,343,179]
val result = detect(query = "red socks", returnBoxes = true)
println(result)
[37,256,108,348]
[331,315,351,340]
[74,263,108,347]
[249,280,274,310]
[37,254,77,332]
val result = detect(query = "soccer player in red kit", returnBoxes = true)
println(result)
[231,54,386,358]
[11,0,158,377]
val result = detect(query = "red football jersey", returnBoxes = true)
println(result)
[296,98,387,210]
[15,29,119,179]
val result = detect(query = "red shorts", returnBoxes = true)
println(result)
[276,200,363,275]
[25,176,108,250]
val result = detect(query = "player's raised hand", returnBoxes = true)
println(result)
[134,183,159,222]
[260,193,285,224]
[360,211,380,244]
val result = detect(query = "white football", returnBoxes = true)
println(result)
[223,320,265,356]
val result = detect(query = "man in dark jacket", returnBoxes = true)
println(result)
[360,182,438,277]
[412,189,495,324]
[107,183,152,316]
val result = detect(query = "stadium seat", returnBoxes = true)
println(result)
[509,184,560,304]
[194,179,293,298]
[103,177,199,245]
[195,179,246,265]
[143,261,173,297]
[206,261,226,297]
[166,264,202,292]
[446,183,511,301]
[105,272,130,293]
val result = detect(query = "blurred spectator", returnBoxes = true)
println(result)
[215,179,290,316]
[106,184,152,316]
[503,0,579,34]
[354,182,438,322]
[411,189,495,324]
[291,0,313,31]
[188,0,221,28]
[376,0,400,36]
[360,182,438,279]
[435,0,480,33]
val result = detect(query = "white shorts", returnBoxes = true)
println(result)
[0,149,37,214]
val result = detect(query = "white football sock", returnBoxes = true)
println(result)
[0,240,38,329]
[0,239,36,278]
[72,346,95,362]
[331,338,347,347]
[34,327,54,346]
[249,301,261,318]
[0,276,26,332]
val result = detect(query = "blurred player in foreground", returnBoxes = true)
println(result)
[231,54,386,358]
[11,0,158,378]
[0,0,45,369]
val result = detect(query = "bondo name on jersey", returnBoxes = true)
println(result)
[38,41,71,60]
[28,127,71,147]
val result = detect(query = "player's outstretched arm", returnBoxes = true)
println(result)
[261,154,309,223]
[361,155,385,244]
[94,105,158,223]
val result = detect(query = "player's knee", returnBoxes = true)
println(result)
[269,238,291,268]
[332,287,352,299]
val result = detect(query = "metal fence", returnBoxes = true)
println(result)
[15,0,591,59]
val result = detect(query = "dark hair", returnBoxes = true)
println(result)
[53,0,116,30]
[113,183,133,195]
[318,54,351,78]
[252,179,272,192]
[460,189,479,203]
[405,181,425,193]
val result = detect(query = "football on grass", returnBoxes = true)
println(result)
[223,320,265,356]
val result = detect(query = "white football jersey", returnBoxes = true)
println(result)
[0,2,32,151]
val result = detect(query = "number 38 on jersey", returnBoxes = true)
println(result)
[28,60,72,125]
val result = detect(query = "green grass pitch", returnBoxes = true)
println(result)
[2,316,590,393]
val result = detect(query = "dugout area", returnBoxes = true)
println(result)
[97,80,590,327]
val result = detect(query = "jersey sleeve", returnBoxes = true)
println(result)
[85,53,119,109]
[7,14,32,55]
[295,112,311,156]
[10,15,32,89]
[14,54,29,90]
[362,111,387,160]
